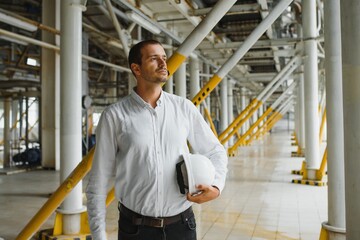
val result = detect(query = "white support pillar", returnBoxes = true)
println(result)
[189,55,200,99]
[322,0,346,238]
[175,63,186,98]
[203,63,211,110]
[41,0,60,170]
[303,0,320,179]
[11,100,19,149]
[59,0,86,234]
[227,80,234,145]
[164,37,173,94]
[3,98,11,168]
[220,78,228,147]
[298,71,306,152]
[258,102,264,132]
[109,70,117,101]
[82,32,89,97]
[240,88,247,135]
[341,0,360,239]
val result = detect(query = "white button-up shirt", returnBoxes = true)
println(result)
[86,89,228,239]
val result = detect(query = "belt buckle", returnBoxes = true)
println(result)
[152,217,164,227]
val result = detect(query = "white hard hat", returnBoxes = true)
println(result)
[176,153,215,195]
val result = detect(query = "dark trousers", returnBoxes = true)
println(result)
[118,205,197,240]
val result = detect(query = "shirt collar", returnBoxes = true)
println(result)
[130,88,164,108]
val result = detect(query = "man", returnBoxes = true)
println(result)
[86,40,228,240]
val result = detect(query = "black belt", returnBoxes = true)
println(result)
[119,203,193,228]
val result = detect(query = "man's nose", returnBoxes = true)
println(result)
[158,58,166,67]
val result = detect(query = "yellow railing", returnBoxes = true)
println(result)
[16,148,95,240]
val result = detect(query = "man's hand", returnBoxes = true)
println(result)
[187,184,220,204]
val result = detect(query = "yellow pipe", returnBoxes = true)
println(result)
[16,148,95,240]
[163,51,187,84]
[191,74,222,107]
[266,113,282,132]
[218,99,258,141]
[239,107,275,144]
[228,107,273,154]
[256,111,278,137]
[220,100,263,144]
[203,107,218,137]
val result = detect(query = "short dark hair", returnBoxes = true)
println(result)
[128,40,163,68]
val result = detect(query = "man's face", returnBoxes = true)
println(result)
[132,44,168,84]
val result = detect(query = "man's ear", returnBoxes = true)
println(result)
[130,63,141,76]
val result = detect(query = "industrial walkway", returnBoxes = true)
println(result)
[0,120,327,240]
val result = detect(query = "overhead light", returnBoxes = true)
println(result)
[26,57,39,67]
[126,11,161,35]
[0,12,38,32]
[0,35,28,45]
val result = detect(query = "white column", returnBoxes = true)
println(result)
[220,78,228,147]
[59,0,86,234]
[227,80,234,145]
[252,105,258,133]
[323,0,346,239]
[3,98,11,168]
[164,37,173,94]
[174,63,186,98]
[303,0,320,179]
[298,71,306,152]
[341,0,360,238]
[128,74,137,93]
[11,100,19,148]
[41,0,60,170]
[204,64,211,110]
[240,88,247,135]
[109,70,117,102]
[189,55,200,99]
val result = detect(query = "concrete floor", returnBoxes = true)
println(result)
[0,121,328,240]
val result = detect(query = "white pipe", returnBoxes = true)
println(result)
[41,0,60,170]
[0,28,131,73]
[3,98,11,168]
[104,0,129,55]
[240,88,247,135]
[216,0,294,79]
[174,63,186,98]
[227,81,234,145]
[298,69,306,151]
[303,0,320,177]
[220,78,228,147]
[257,55,300,101]
[189,55,200,99]
[175,0,237,56]
[204,63,211,110]
[164,37,173,94]
[324,0,346,237]
[340,0,360,238]
[270,81,297,109]
[59,0,85,234]
[261,57,301,102]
